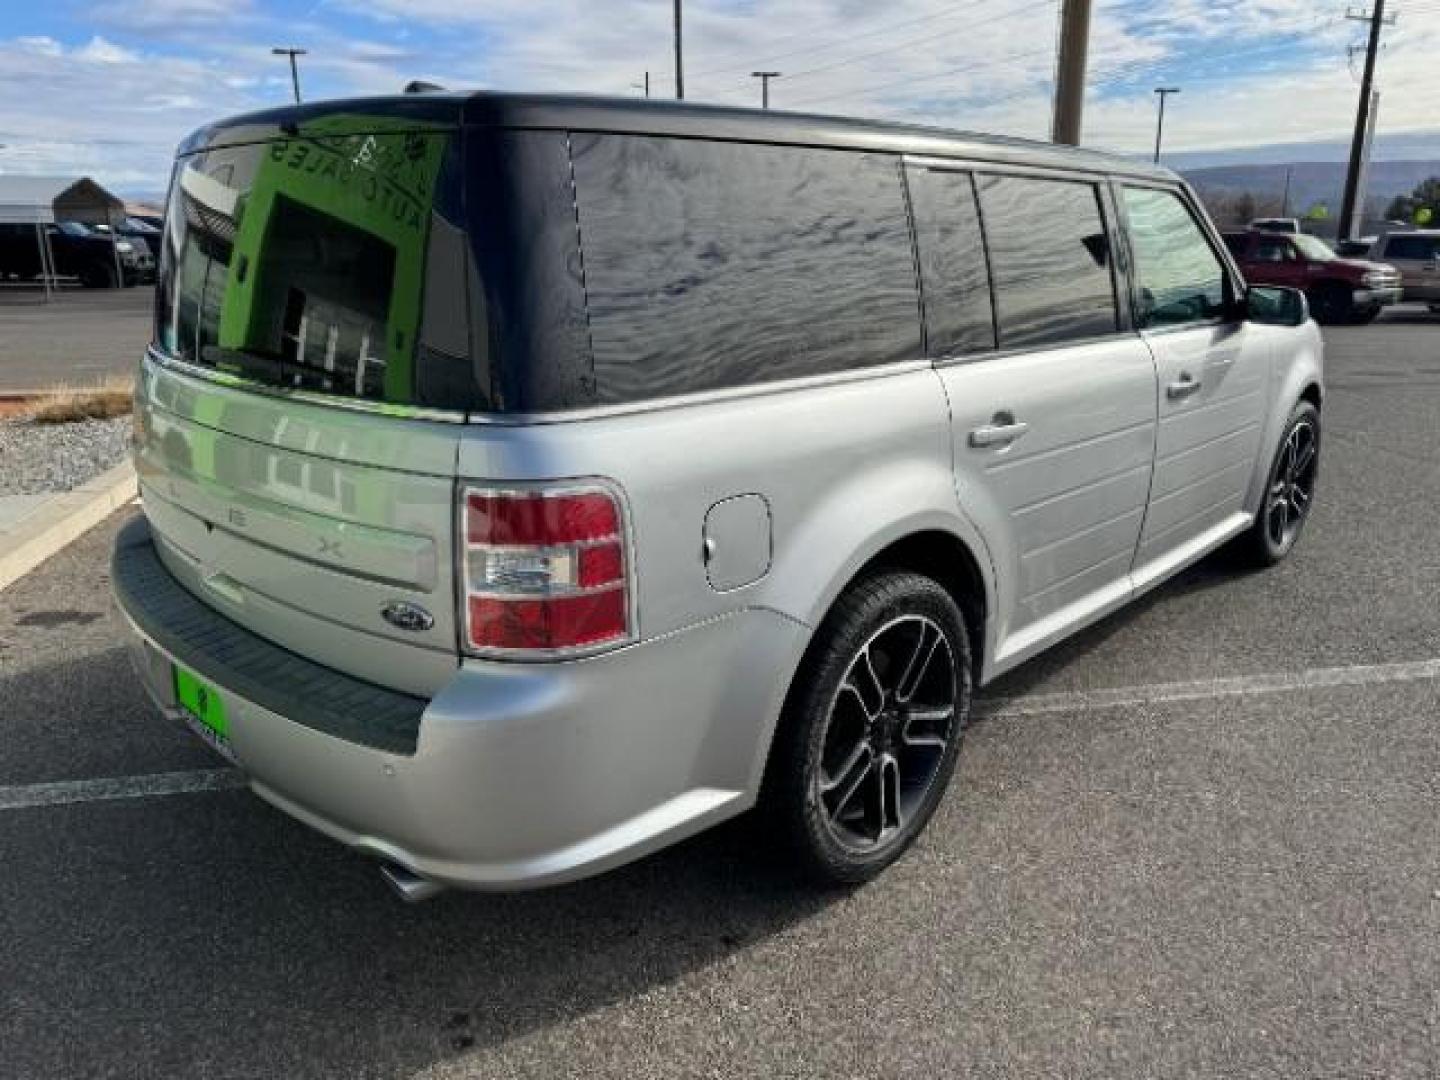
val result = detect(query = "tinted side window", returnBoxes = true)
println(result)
[571,135,919,405]
[1254,236,1293,262]
[907,167,995,357]
[1384,235,1437,260]
[1122,186,1228,327]
[976,174,1117,349]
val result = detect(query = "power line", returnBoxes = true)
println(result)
[702,0,1057,95]
[782,45,1056,109]
[685,0,994,81]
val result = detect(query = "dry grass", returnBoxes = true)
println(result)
[27,376,135,425]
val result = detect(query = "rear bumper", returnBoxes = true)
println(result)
[113,515,806,891]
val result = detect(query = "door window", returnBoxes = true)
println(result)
[907,167,996,357]
[975,174,1118,349]
[1122,186,1230,327]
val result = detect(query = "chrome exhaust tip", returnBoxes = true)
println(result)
[378,860,445,903]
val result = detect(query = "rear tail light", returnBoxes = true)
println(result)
[459,484,631,657]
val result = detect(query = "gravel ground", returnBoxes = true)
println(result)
[0,416,131,497]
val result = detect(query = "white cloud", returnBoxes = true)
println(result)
[17,36,64,57]
[73,35,141,64]
[89,0,257,31]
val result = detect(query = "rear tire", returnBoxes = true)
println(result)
[1307,283,1350,325]
[1238,400,1320,567]
[764,569,972,886]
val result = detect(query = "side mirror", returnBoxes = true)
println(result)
[1247,285,1309,327]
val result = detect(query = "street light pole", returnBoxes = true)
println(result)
[673,0,684,99]
[271,47,307,104]
[1153,86,1180,163]
[751,71,781,109]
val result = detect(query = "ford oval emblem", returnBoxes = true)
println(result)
[381,600,435,633]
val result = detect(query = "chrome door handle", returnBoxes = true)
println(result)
[968,420,1029,448]
[1166,374,1202,400]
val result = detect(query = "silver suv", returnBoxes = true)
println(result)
[113,94,1323,897]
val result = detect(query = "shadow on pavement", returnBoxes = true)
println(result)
[0,647,840,1079]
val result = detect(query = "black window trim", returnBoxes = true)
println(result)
[1110,176,1245,338]
[903,162,1000,363]
[912,158,1133,368]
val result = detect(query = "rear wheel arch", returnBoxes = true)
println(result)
[781,528,991,708]
[855,531,989,682]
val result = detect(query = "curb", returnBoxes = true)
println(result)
[0,460,137,592]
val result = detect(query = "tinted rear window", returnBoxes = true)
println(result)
[155,124,481,411]
[976,174,1118,349]
[570,134,920,405]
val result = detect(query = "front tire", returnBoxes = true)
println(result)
[1308,283,1351,325]
[765,570,972,885]
[1239,400,1320,566]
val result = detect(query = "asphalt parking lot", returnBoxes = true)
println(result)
[3,308,1440,1079]
[0,287,150,392]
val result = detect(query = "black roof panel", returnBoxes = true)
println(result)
[179,90,1176,182]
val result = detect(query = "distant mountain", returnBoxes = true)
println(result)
[1180,160,1440,219]
[1157,129,1440,169]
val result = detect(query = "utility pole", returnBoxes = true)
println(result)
[1281,166,1293,217]
[1152,86,1180,163]
[1052,0,1092,145]
[632,71,651,97]
[271,47,307,104]
[751,71,781,109]
[1338,0,1394,240]
[674,0,684,99]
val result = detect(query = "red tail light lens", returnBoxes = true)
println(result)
[460,485,630,656]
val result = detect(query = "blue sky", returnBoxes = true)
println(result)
[2,0,1438,193]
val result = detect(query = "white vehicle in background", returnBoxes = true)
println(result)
[1250,217,1302,235]
[1370,230,1440,310]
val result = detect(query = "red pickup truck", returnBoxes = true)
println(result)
[1223,230,1402,324]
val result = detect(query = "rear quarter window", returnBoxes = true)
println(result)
[569,134,920,405]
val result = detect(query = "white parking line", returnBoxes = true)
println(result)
[2,658,1438,813]
[978,657,1440,718]
[0,768,245,811]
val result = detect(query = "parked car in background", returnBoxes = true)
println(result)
[1370,230,1440,310]
[1334,237,1378,258]
[88,219,158,283]
[114,94,1324,898]
[1224,229,1401,323]
[1250,217,1302,234]
[0,220,144,287]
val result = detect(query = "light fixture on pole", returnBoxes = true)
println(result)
[271,47,308,104]
[751,71,781,109]
[1153,86,1180,163]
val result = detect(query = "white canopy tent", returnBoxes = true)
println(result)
[0,176,128,300]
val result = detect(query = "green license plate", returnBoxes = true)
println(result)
[173,665,229,745]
